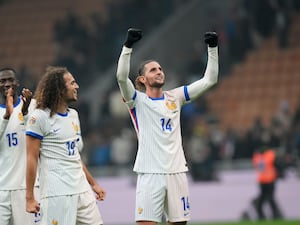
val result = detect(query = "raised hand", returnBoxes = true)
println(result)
[3,87,13,119]
[204,32,218,47]
[21,88,32,115]
[124,28,143,48]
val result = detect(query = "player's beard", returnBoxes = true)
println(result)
[149,80,164,89]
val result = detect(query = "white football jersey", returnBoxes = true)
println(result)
[26,108,90,198]
[126,87,190,173]
[0,97,36,190]
[117,45,218,174]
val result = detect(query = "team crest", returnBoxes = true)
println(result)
[138,207,143,214]
[166,100,177,110]
[52,219,58,225]
[72,121,79,132]
[18,112,24,122]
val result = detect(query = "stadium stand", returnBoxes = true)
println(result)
[206,12,300,131]
[0,0,107,79]
[0,0,299,172]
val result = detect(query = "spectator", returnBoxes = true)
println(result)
[252,144,284,220]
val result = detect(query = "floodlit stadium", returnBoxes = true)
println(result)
[0,0,299,224]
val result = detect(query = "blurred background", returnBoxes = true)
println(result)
[0,0,299,224]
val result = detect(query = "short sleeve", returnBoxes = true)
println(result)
[25,109,48,140]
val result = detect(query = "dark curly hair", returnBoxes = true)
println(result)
[34,66,69,117]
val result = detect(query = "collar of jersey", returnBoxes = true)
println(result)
[0,96,21,108]
[149,94,164,100]
[57,111,68,117]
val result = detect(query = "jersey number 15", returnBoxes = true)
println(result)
[6,132,18,147]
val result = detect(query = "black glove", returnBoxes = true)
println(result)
[204,31,218,47]
[124,28,142,48]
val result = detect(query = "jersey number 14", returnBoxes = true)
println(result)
[160,118,172,132]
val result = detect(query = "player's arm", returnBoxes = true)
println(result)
[82,161,106,201]
[25,135,41,213]
[116,28,142,101]
[187,32,219,100]
[0,87,13,139]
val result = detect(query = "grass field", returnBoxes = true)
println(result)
[190,220,300,225]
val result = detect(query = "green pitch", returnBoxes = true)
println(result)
[187,220,300,225]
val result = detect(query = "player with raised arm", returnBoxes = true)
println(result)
[0,68,40,225]
[116,28,219,225]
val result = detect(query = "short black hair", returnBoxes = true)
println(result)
[0,67,17,74]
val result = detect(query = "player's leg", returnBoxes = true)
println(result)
[11,188,41,225]
[77,189,103,225]
[40,195,77,225]
[135,173,166,224]
[0,190,12,225]
[165,173,190,225]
